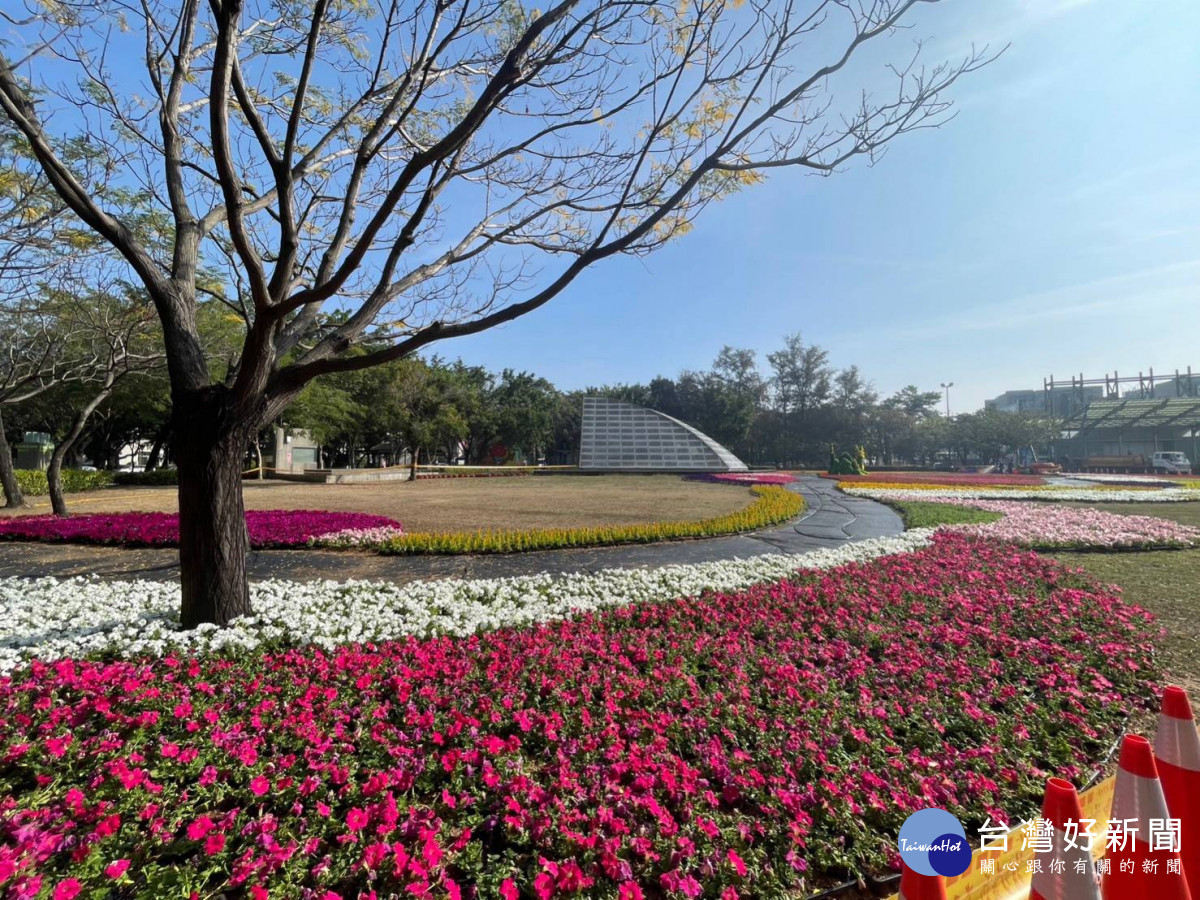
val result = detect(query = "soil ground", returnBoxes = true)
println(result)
[0,474,752,532]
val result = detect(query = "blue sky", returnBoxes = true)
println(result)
[444,0,1200,413]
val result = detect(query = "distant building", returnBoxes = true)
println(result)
[985,386,1103,419]
[1058,397,1200,466]
[579,397,748,472]
[117,439,156,472]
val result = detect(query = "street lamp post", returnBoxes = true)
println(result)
[940,382,954,418]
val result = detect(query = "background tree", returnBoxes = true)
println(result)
[767,333,833,465]
[491,370,559,463]
[0,0,989,624]
[380,360,470,480]
[883,385,944,418]
[44,290,162,514]
[704,346,765,455]
[829,364,878,450]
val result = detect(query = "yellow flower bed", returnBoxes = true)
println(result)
[378,485,804,555]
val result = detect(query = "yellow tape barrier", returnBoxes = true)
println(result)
[887,776,1115,900]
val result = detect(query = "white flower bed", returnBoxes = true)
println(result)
[1068,473,1189,487]
[0,530,934,673]
[841,486,1200,503]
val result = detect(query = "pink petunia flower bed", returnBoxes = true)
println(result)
[0,510,403,549]
[824,471,1047,486]
[942,500,1200,550]
[0,534,1158,899]
[689,472,796,485]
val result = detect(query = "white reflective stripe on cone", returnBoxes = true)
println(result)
[1156,716,1200,771]
[1111,771,1173,845]
[1030,832,1102,900]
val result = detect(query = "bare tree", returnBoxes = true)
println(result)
[44,292,163,515]
[0,0,992,625]
[0,302,107,506]
[0,127,108,506]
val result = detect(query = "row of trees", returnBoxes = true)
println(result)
[5,321,1058,499]
[274,335,1058,470]
[286,361,576,474]
[588,336,1058,468]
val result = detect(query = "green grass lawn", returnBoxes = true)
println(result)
[1051,548,1200,694]
[883,498,1002,529]
[1054,501,1200,693]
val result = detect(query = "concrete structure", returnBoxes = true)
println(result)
[15,432,53,471]
[263,427,320,474]
[986,386,1102,418]
[578,397,748,472]
[269,467,411,484]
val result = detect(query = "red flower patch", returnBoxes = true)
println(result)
[0,510,402,548]
[0,535,1157,897]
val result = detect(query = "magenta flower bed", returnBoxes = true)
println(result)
[0,535,1156,899]
[689,472,796,485]
[0,510,402,549]
[944,500,1200,549]
[823,471,1047,486]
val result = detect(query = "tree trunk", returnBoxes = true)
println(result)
[174,393,253,628]
[0,410,25,508]
[49,380,116,517]
[409,446,419,482]
[47,448,69,517]
[145,423,170,471]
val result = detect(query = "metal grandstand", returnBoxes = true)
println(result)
[1061,397,1200,435]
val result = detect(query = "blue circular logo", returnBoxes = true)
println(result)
[898,809,970,877]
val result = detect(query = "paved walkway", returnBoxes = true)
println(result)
[0,477,903,584]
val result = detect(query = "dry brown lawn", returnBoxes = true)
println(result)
[3,474,754,532]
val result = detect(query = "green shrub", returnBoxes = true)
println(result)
[372,485,805,555]
[886,499,1003,529]
[113,468,178,487]
[12,469,113,496]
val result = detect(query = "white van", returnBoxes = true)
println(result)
[1151,451,1192,475]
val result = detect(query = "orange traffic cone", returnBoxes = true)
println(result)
[898,861,947,900]
[1156,686,1200,897]
[1101,734,1192,900]
[1029,777,1102,899]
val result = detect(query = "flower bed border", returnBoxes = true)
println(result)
[321,485,805,554]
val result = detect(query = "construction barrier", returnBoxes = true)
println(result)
[1029,778,1101,900]
[907,776,1115,900]
[1100,734,1191,899]
[1156,686,1200,897]
[899,861,948,900]
[888,685,1200,900]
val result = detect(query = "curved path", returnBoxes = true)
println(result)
[0,477,902,584]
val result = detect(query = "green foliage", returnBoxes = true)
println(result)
[112,468,178,487]
[490,369,558,462]
[887,500,1004,530]
[375,485,804,555]
[15,469,113,495]
[827,444,868,476]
